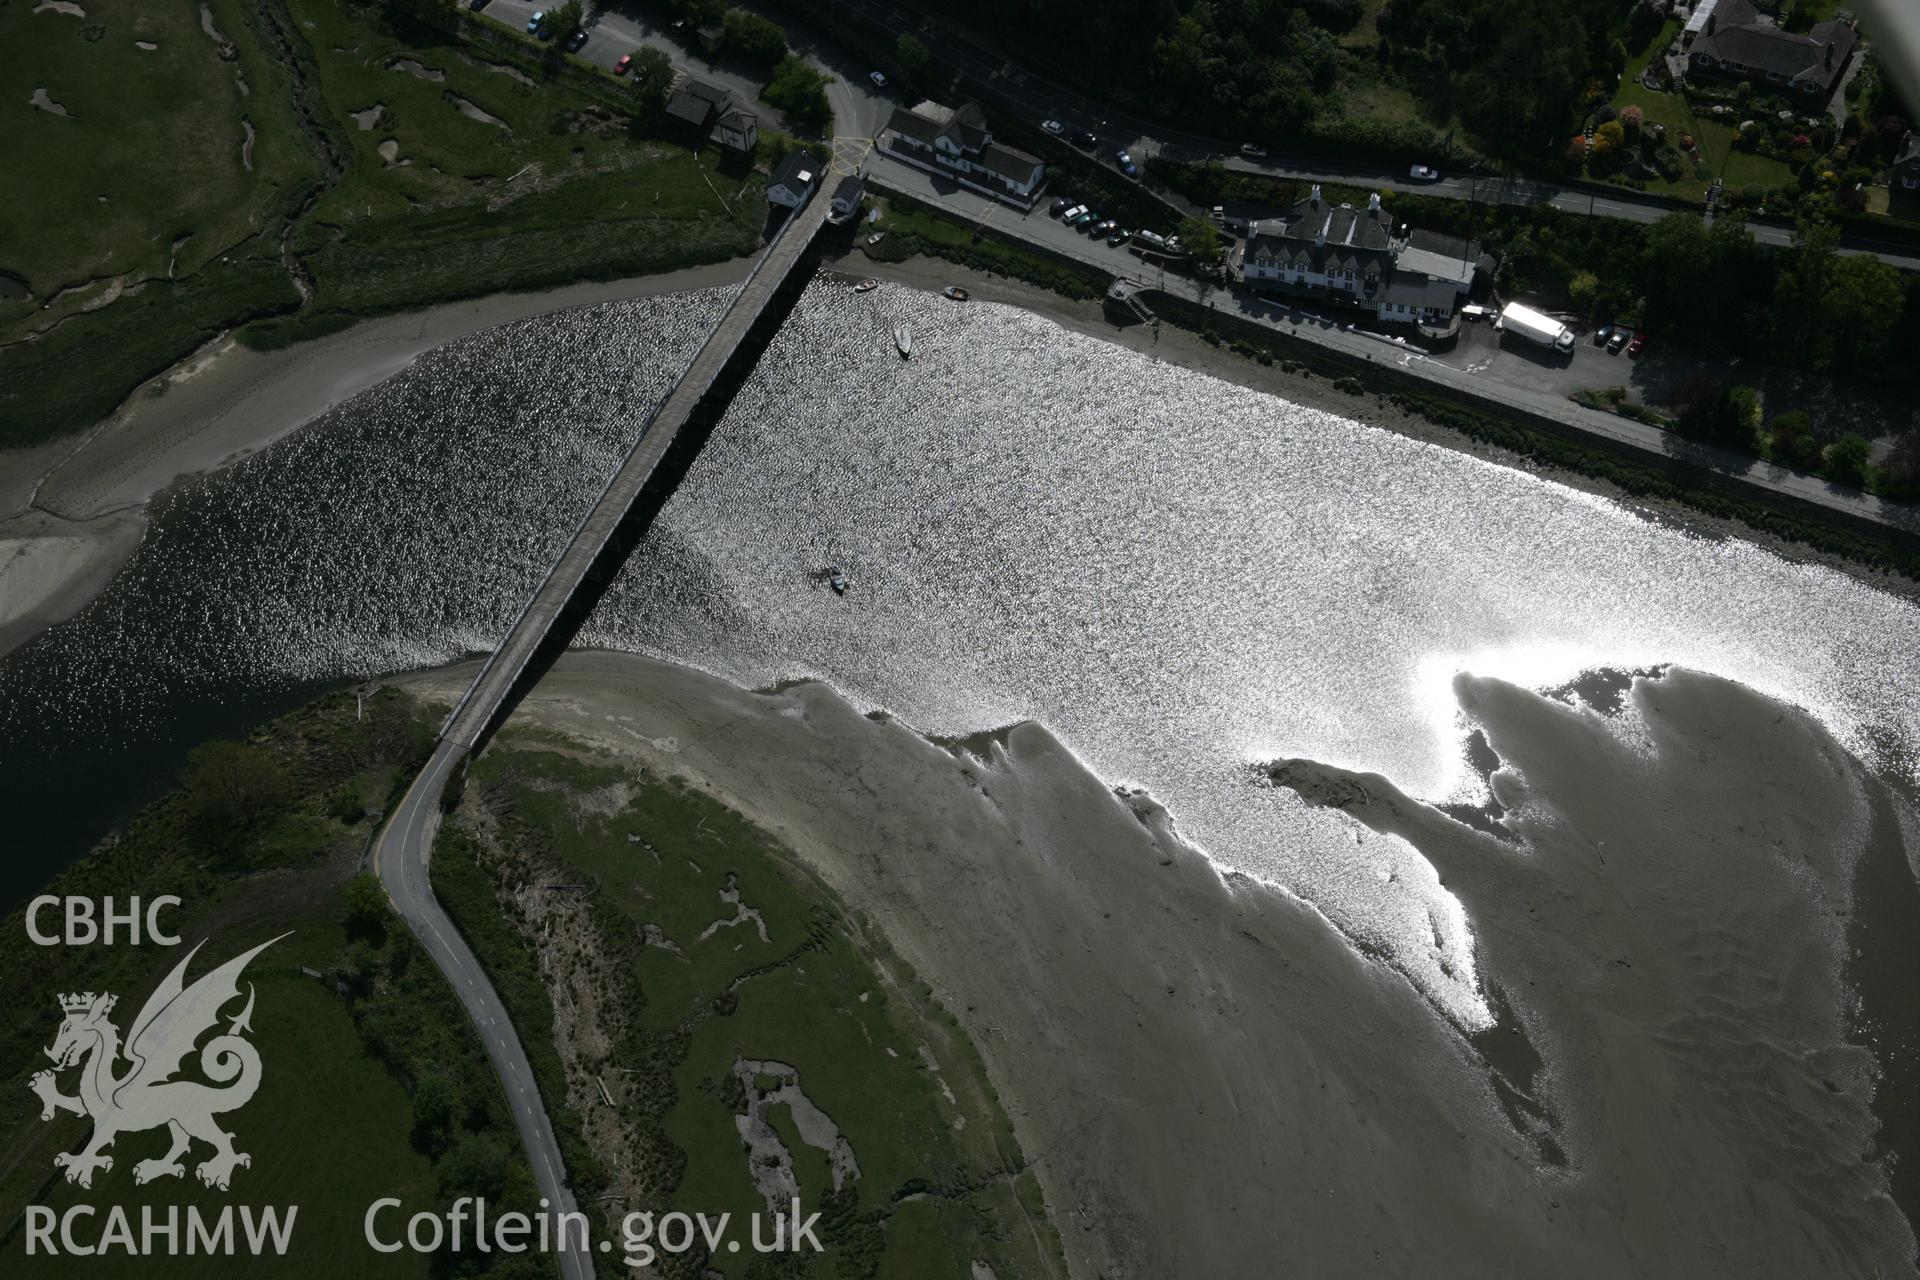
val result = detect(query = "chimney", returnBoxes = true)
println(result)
[1825,39,1834,69]
[1310,183,1322,205]
[1368,191,1381,211]
[1316,216,1326,247]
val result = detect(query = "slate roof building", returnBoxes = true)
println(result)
[767,149,820,209]
[1240,186,1480,326]
[667,78,758,155]
[711,106,759,155]
[828,174,867,224]
[1684,0,1857,104]
[880,100,1046,209]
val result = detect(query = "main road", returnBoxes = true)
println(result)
[863,150,1920,538]
[801,0,1920,271]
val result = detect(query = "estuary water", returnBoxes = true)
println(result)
[3,278,1919,1028]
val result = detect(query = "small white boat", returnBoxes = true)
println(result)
[852,278,878,293]
[893,325,912,358]
[942,285,970,301]
[828,570,849,595]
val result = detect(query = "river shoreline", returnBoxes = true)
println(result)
[389,650,1920,1279]
[4,249,1916,663]
[0,259,757,659]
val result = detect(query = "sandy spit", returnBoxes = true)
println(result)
[393,651,1918,1280]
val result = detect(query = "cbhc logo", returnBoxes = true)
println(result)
[26,896,182,946]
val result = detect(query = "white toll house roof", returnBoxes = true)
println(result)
[1393,245,1476,290]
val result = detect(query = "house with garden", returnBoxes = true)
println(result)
[1897,132,1920,192]
[1239,186,1480,328]
[1682,0,1858,107]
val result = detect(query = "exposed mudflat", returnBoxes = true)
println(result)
[395,652,1919,1279]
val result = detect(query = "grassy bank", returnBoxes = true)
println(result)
[0,0,763,447]
[435,736,1068,1280]
[866,196,1107,300]
[0,689,555,1279]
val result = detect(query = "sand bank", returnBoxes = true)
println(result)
[394,651,1918,1279]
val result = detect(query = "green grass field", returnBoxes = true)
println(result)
[0,0,319,330]
[0,690,555,1279]
[440,744,1068,1280]
[0,0,763,447]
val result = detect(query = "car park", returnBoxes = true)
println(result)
[1409,164,1440,181]
[1042,119,1065,135]
[1115,149,1137,177]
[1607,328,1630,353]
[1627,332,1647,357]
[869,71,887,87]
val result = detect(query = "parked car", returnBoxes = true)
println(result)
[1115,148,1137,176]
[869,70,888,87]
[1070,209,1099,227]
[613,53,632,75]
[564,27,588,51]
[1627,332,1647,358]
[1409,164,1441,182]
[527,10,545,32]
[1042,119,1065,135]
[1107,226,1131,246]
[1593,324,1613,346]
[1607,328,1630,353]
[470,0,491,9]
[1050,197,1074,217]
[1240,142,1267,158]
[1069,130,1097,150]
[1090,219,1116,237]
[1460,303,1492,322]
[1060,204,1087,223]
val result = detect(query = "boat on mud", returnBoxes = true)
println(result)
[852,278,878,293]
[893,325,912,358]
[942,286,970,301]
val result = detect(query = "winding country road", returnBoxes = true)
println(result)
[375,741,597,1280]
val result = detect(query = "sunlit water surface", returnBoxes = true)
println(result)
[5,278,1918,1024]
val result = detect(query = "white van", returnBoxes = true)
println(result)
[1460,303,1493,322]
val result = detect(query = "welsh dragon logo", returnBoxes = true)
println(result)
[30,935,286,1191]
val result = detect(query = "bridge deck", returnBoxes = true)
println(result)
[442,193,832,749]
